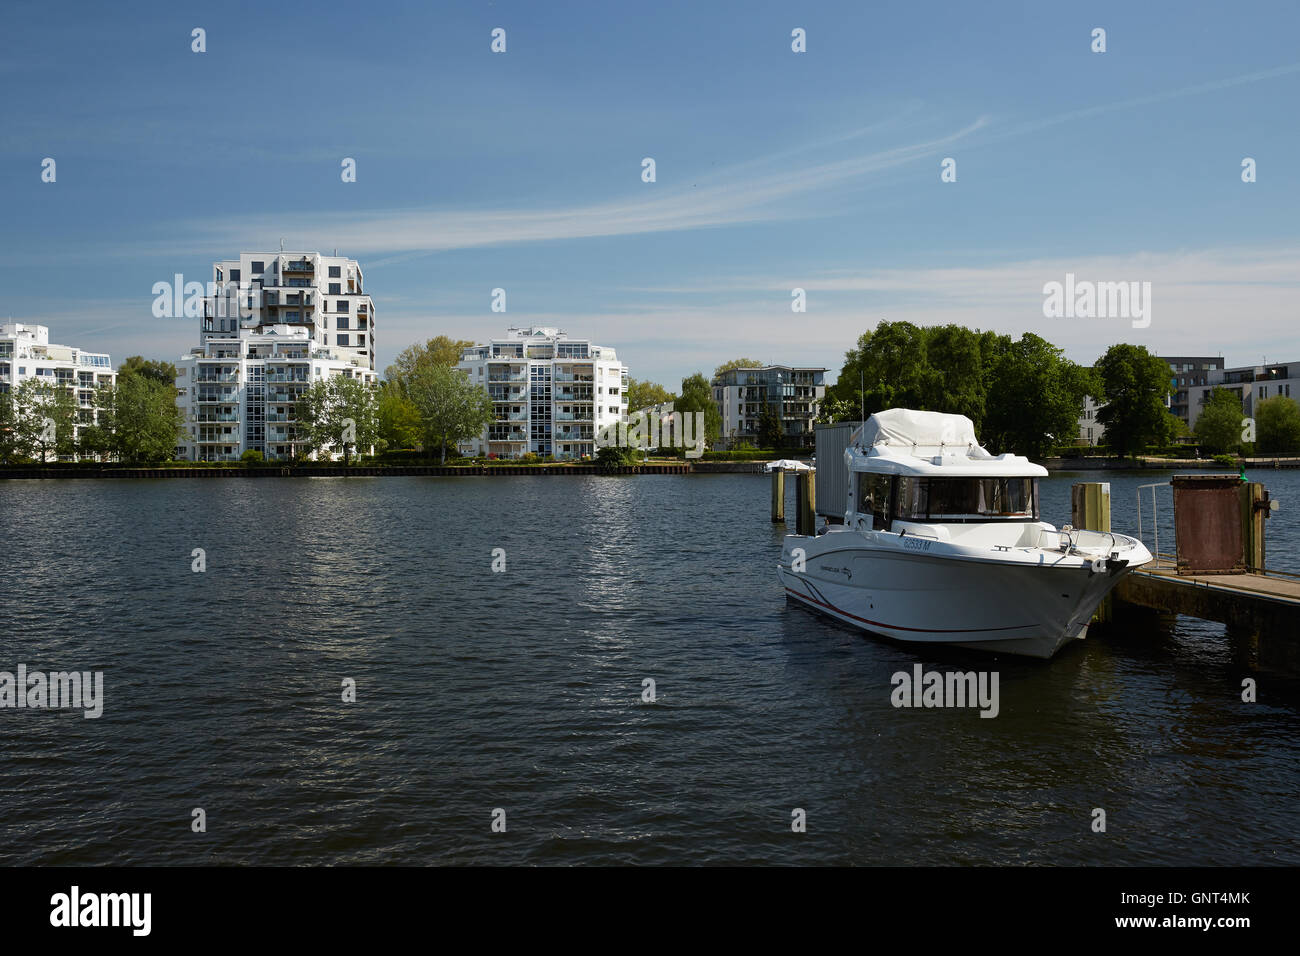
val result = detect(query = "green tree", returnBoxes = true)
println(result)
[1194,388,1247,454]
[981,334,1093,459]
[99,374,185,462]
[916,325,989,426]
[15,379,79,460]
[712,357,765,381]
[118,356,179,388]
[377,381,423,449]
[1256,395,1300,455]
[96,374,185,463]
[1095,344,1173,458]
[675,372,722,448]
[384,336,476,395]
[828,321,931,418]
[296,376,383,463]
[406,364,495,463]
[0,385,43,462]
[625,377,676,412]
[814,396,858,425]
[757,405,784,449]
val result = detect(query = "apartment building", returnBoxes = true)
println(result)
[456,327,628,459]
[1186,360,1299,432]
[1076,393,1106,446]
[202,251,376,372]
[0,323,115,450]
[1163,355,1225,426]
[174,325,377,461]
[712,365,827,449]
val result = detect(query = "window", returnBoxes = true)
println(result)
[251,261,264,274]
[329,266,341,278]
[337,335,349,346]
[894,477,1039,521]
[337,300,349,312]
[338,317,350,330]
[230,269,240,282]
[329,283,341,295]
[856,474,893,530]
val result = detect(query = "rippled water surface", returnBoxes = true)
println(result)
[1,471,1298,865]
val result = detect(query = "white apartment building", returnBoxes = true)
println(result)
[202,251,376,372]
[1186,360,1298,431]
[456,327,628,459]
[0,323,115,450]
[175,325,377,462]
[712,365,827,449]
[1076,394,1106,446]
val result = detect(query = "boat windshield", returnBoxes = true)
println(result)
[893,476,1039,521]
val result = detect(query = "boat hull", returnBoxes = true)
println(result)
[777,536,1136,659]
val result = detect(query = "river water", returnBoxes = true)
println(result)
[1,471,1297,865]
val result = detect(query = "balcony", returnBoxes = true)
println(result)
[553,373,594,383]
[554,412,593,422]
[284,259,314,273]
[488,372,527,383]
[197,413,239,423]
[487,430,526,442]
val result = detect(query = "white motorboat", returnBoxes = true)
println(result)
[777,409,1151,658]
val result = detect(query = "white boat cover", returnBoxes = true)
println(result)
[848,408,1048,477]
[764,459,812,472]
[859,409,981,452]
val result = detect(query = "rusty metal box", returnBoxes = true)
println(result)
[1173,475,1244,574]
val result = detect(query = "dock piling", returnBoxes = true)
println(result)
[1072,481,1112,622]
[771,469,786,523]
[796,471,816,534]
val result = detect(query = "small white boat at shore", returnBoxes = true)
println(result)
[777,409,1151,658]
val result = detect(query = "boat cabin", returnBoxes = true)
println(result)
[844,409,1048,536]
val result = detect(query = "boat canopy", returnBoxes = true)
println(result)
[846,408,1047,478]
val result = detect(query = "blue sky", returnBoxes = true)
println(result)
[3,0,1298,386]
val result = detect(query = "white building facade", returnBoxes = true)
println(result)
[0,323,115,451]
[175,325,377,462]
[712,365,826,449]
[1185,361,1298,432]
[456,327,628,459]
[202,251,376,372]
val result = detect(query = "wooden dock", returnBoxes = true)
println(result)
[1114,566,1300,671]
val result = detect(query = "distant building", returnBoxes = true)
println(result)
[456,327,628,460]
[1076,394,1105,446]
[712,365,827,449]
[1186,361,1298,432]
[1076,355,1226,445]
[201,251,376,372]
[0,323,115,453]
[174,325,377,462]
[1162,355,1225,427]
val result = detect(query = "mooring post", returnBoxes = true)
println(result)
[796,471,816,534]
[1072,481,1112,622]
[1241,481,1266,572]
[771,468,786,523]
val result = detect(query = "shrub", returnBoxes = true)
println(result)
[240,449,264,463]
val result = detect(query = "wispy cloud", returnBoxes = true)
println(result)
[168,118,989,260]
